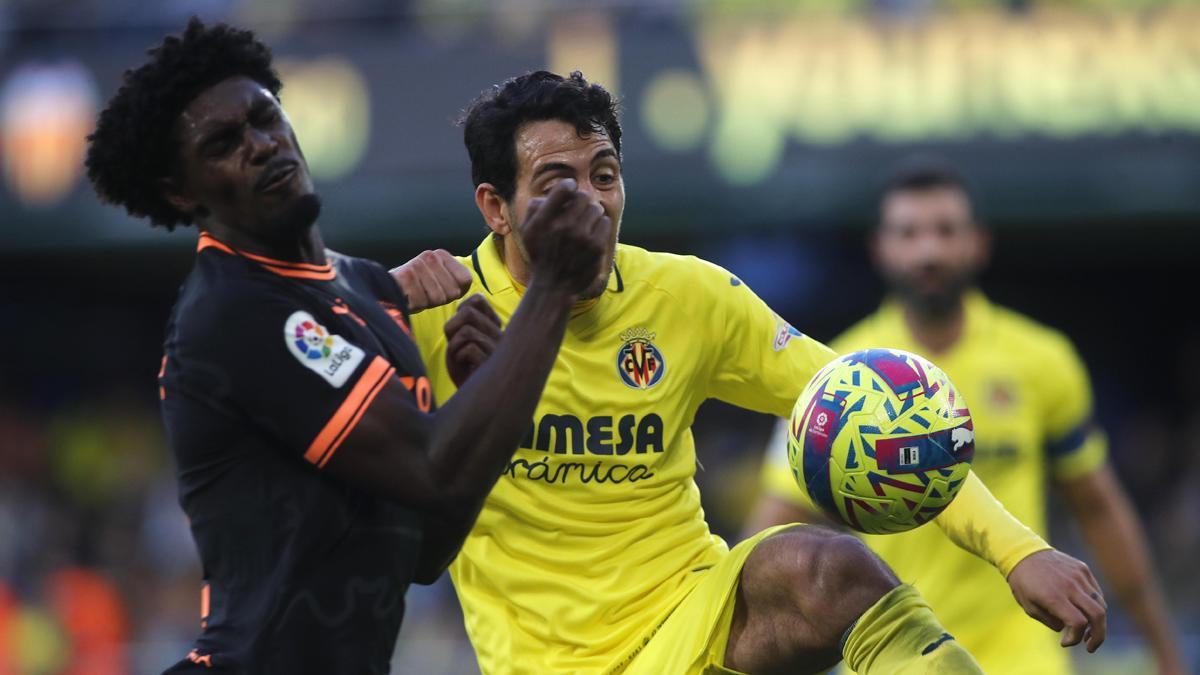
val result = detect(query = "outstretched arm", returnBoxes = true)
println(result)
[935,470,1107,652]
[1059,466,1186,674]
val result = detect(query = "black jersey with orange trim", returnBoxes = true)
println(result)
[160,233,432,674]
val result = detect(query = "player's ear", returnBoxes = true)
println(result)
[159,176,201,218]
[475,183,512,237]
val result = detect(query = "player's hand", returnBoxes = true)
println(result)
[1007,549,1107,653]
[390,250,473,313]
[444,294,502,388]
[519,178,610,296]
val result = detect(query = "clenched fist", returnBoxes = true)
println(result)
[519,178,611,297]
[390,249,473,313]
[443,294,502,388]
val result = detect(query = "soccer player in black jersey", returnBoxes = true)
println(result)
[85,19,610,674]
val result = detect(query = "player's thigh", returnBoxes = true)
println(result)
[724,526,897,675]
[622,526,790,675]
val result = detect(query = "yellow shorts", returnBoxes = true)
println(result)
[621,525,795,675]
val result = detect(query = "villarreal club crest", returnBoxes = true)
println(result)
[617,327,665,390]
[787,348,975,534]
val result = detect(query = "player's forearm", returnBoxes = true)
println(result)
[411,284,574,582]
[427,281,573,509]
[1072,489,1184,669]
[934,471,1051,576]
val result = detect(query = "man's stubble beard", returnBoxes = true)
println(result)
[888,267,976,321]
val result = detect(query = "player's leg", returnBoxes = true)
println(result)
[725,526,982,675]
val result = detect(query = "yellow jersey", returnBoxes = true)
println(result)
[761,291,1107,675]
[411,237,837,673]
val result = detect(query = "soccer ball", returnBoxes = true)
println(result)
[787,348,975,534]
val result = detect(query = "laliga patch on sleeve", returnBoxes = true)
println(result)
[773,319,806,351]
[284,310,366,387]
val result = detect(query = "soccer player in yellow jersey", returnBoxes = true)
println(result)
[393,72,1107,674]
[747,158,1186,675]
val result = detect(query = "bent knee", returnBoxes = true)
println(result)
[804,532,897,599]
[755,528,898,622]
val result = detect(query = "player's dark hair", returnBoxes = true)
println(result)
[459,70,621,202]
[881,156,973,204]
[876,155,978,227]
[85,17,282,230]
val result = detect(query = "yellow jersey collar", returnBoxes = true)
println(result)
[876,289,992,354]
[469,235,625,300]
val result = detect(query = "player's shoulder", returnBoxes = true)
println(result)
[616,244,740,294]
[330,250,407,307]
[174,253,305,342]
[830,313,883,354]
[329,249,384,280]
[985,301,1079,363]
[184,250,279,308]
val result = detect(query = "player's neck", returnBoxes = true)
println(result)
[495,236,602,314]
[202,222,327,266]
[495,235,532,288]
[902,298,965,356]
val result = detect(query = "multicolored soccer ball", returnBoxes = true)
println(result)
[787,348,975,534]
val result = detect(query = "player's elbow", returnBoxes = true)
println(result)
[1067,484,1124,526]
[413,557,450,586]
[413,516,469,585]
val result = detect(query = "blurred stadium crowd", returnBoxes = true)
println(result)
[2,0,1199,673]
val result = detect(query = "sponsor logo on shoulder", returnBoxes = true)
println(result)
[284,310,365,387]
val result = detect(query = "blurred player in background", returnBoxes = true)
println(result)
[746,158,1186,675]
[85,20,611,673]
[393,72,1108,675]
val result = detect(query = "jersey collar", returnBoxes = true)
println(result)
[197,231,337,281]
[469,235,624,309]
[876,289,991,357]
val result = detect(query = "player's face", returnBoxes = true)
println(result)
[873,187,987,316]
[506,119,624,299]
[168,76,317,239]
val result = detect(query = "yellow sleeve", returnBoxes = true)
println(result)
[934,471,1052,577]
[767,399,1051,574]
[1041,337,1108,481]
[699,261,837,418]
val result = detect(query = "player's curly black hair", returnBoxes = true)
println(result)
[85,17,282,230]
[459,70,621,202]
